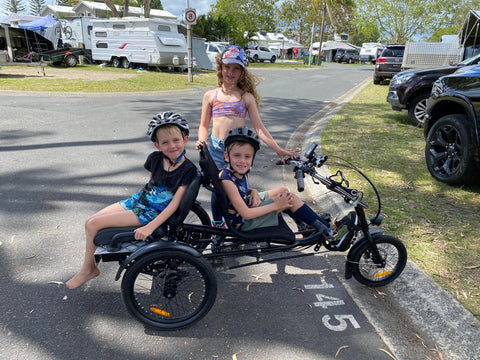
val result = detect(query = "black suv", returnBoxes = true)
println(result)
[334,49,359,63]
[373,44,405,84]
[387,53,480,126]
[424,65,480,185]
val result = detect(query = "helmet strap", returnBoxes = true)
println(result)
[167,151,185,168]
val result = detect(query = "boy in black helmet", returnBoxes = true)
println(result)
[219,126,333,234]
[66,112,197,289]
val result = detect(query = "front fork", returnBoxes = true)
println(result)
[344,206,385,279]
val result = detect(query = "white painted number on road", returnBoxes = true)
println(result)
[304,278,334,290]
[322,314,361,331]
[313,294,345,309]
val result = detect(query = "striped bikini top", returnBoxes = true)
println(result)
[211,88,247,118]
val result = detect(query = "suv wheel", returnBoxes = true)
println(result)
[373,76,382,85]
[408,93,429,127]
[425,114,478,185]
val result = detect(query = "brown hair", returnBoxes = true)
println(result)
[215,53,261,106]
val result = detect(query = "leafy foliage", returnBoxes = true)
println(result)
[29,0,45,15]
[354,0,455,43]
[3,0,26,14]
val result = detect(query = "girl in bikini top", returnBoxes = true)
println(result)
[211,88,247,119]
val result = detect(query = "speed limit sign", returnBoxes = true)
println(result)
[185,8,197,25]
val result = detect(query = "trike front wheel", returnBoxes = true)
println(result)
[121,250,217,330]
[351,235,407,287]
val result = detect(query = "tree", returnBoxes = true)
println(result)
[30,0,46,15]
[4,0,26,13]
[277,0,310,43]
[194,14,236,42]
[211,0,277,46]
[355,0,455,43]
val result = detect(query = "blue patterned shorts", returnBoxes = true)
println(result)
[119,191,160,225]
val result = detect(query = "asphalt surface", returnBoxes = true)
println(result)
[287,79,480,360]
[1,64,479,360]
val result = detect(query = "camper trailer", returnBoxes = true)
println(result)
[91,17,187,69]
[360,43,384,63]
[56,17,93,51]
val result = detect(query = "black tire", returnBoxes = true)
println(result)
[64,54,77,67]
[407,93,429,127]
[425,114,478,185]
[121,250,217,330]
[351,235,407,287]
[111,57,120,68]
[348,58,353,64]
[253,55,259,63]
[373,76,382,85]
[121,57,130,69]
[183,202,211,250]
[270,56,276,63]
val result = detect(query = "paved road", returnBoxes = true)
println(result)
[1,63,477,360]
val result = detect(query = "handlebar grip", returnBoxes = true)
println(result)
[295,169,305,192]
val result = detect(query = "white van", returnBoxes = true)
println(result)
[205,42,228,68]
[360,43,384,63]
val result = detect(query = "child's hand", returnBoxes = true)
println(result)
[134,224,154,241]
[273,192,294,211]
[277,148,296,163]
[195,140,207,150]
[248,189,261,207]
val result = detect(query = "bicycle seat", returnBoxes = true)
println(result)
[198,144,295,245]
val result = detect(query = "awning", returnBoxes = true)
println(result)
[18,15,58,30]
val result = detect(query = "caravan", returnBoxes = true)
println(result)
[91,17,187,69]
[360,43,384,64]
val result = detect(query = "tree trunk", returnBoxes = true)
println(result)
[123,0,130,17]
[143,0,151,18]
[104,0,120,17]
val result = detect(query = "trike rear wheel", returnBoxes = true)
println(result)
[351,235,407,287]
[121,250,217,330]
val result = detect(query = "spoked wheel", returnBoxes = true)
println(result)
[121,250,217,330]
[351,235,407,287]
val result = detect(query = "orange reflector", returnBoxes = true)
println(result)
[374,271,391,279]
[150,307,170,317]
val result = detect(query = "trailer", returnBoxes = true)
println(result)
[90,17,187,69]
[359,42,384,63]
[401,41,464,70]
[39,47,85,67]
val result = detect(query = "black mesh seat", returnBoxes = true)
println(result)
[198,144,295,245]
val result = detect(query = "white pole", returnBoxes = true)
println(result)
[308,22,314,66]
[186,0,192,82]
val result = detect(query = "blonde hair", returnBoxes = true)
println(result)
[215,53,261,106]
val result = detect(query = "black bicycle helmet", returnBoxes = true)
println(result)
[225,126,260,152]
[147,111,189,141]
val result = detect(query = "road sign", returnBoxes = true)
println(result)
[185,8,197,25]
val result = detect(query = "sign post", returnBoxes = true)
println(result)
[184,6,196,82]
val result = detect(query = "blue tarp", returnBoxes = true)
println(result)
[19,15,58,30]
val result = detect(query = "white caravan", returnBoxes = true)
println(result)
[91,17,187,68]
[359,43,384,63]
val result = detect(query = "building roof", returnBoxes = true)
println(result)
[72,1,177,19]
[40,5,75,17]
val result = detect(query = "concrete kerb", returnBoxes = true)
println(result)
[283,77,480,360]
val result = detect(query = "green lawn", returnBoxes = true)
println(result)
[322,83,480,318]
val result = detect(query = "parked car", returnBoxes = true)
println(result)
[334,49,360,63]
[423,65,480,185]
[387,53,480,126]
[373,44,405,84]
[205,42,228,69]
[245,45,276,63]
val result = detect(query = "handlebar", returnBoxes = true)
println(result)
[276,144,369,209]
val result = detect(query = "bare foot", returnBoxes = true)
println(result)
[65,267,100,289]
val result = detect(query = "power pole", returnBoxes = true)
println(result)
[317,2,326,65]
